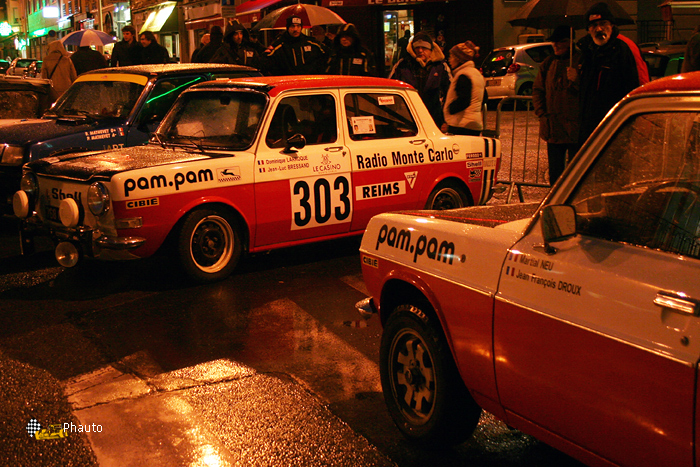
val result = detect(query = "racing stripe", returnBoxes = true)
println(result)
[478,138,495,205]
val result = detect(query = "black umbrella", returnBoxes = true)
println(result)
[508,0,634,30]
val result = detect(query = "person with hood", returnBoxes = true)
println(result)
[389,32,450,127]
[111,25,142,66]
[210,19,261,69]
[139,31,170,64]
[191,33,210,63]
[262,15,327,76]
[71,45,108,75]
[533,25,581,184]
[570,2,644,145]
[193,26,223,63]
[41,40,77,100]
[442,40,484,136]
[325,23,376,76]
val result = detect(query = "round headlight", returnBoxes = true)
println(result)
[87,182,110,216]
[20,172,38,198]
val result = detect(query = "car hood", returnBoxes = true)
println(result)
[395,202,540,228]
[0,117,106,145]
[27,145,210,181]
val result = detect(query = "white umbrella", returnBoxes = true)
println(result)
[61,30,117,47]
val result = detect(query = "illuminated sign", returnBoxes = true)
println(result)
[43,6,60,18]
[0,22,11,37]
[32,28,47,37]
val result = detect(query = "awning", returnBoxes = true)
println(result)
[185,16,226,31]
[140,2,178,34]
[321,0,442,6]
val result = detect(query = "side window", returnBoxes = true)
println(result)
[570,112,700,258]
[138,75,207,124]
[344,93,418,141]
[525,45,553,64]
[265,94,337,148]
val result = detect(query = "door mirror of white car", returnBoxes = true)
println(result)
[540,205,577,251]
[284,133,306,153]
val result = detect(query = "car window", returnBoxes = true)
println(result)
[343,93,417,141]
[265,94,337,148]
[524,45,553,64]
[161,90,267,150]
[48,80,144,118]
[138,75,209,123]
[570,112,700,258]
[482,49,514,77]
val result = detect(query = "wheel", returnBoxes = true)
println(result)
[424,182,469,210]
[380,305,482,447]
[177,207,242,283]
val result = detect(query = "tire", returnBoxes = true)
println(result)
[176,207,242,283]
[424,182,469,210]
[380,305,482,447]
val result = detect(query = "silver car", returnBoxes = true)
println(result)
[7,58,39,76]
[481,42,553,100]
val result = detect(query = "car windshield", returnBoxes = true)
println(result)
[45,79,144,119]
[482,49,514,77]
[159,90,267,151]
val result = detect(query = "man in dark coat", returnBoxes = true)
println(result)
[139,31,170,64]
[262,15,327,76]
[326,23,376,76]
[210,20,261,69]
[193,26,224,63]
[110,25,142,67]
[572,2,641,145]
[389,32,450,127]
[71,45,108,75]
[191,33,210,63]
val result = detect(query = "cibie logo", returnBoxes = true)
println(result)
[26,419,68,440]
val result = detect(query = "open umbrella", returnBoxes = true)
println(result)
[61,29,118,47]
[252,3,346,31]
[509,0,634,30]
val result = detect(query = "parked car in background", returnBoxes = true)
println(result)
[638,39,686,53]
[0,59,10,74]
[0,63,261,213]
[13,76,501,283]
[0,75,52,119]
[7,58,38,76]
[357,72,700,467]
[643,43,685,80]
[481,42,553,99]
[24,60,42,78]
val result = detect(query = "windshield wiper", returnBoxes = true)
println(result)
[151,132,167,149]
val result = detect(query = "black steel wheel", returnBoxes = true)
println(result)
[425,182,469,210]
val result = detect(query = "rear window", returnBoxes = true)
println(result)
[16,59,35,68]
[482,49,514,77]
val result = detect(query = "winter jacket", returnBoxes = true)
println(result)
[576,29,639,144]
[262,32,327,76]
[532,50,581,144]
[71,46,108,76]
[194,33,224,64]
[141,42,170,65]
[389,39,450,127]
[41,41,77,99]
[325,24,376,76]
[110,39,142,67]
[210,20,261,69]
[443,60,484,132]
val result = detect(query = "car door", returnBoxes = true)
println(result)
[341,90,435,231]
[493,110,700,467]
[254,91,353,247]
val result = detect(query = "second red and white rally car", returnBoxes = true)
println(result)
[14,76,500,282]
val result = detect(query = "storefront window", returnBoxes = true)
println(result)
[383,9,413,72]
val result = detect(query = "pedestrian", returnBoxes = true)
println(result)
[210,20,261,68]
[389,32,450,127]
[571,2,642,145]
[70,46,108,75]
[41,40,77,100]
[262,15,327,76]
[682,23,700,73]
[139,31,170,64]
[191,33,210,63]
[193,26,223,63]
[311,25,333,51]
[442,40,484,136]
[325,23,376,76]
[247,31,267,56]
[533,25,581,184]
[393,29,411,65]
[110,25,142,67]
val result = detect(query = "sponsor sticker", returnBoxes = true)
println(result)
[126,197,159,209]
[404,171,417,189]
[377,96,395,106]
[355,180,406,200]
[217,166,241,182]
[362,254,378,268]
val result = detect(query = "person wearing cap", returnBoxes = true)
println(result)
[572,2,645,145]
[325,23,376,76]
[389,32,450,127]
[442,41,484,136]
[211,19,261,69]
[262,15,328,76]
[533,25,581,184]
[193,26,224,63]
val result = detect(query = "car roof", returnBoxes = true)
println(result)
[81,63,259,79]
[628,70,700,96]
[488,42,554,52]
[0,75,51,90]
[189,75,415,97]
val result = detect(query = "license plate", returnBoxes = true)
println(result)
[45,204,59,222]
[487,79,501,86]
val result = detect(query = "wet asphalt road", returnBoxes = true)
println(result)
[0,211,587,467]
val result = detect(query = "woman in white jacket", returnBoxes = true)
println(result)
[442,41,484,136]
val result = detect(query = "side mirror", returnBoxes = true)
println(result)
[540,205,576,254]
[284,133,306,153]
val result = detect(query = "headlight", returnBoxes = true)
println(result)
[1,145,25,165]
[87,182,110,216]
[20,172,38,198]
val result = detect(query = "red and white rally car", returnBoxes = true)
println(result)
[358,73,700,466]
[13,76,500,282]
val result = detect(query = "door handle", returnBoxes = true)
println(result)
[409,139,426,145]
[654,291,700,316]
[324,146,344,152]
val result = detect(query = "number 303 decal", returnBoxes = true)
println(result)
[290,175,353,230]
